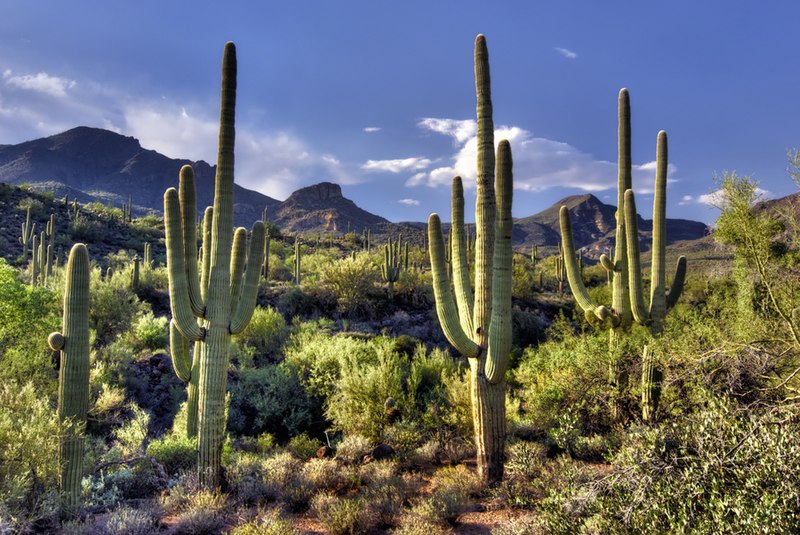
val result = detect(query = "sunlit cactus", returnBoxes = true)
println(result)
[428,35,513,484]
[624,131,687,421]
[381,235,404,299]
[48,244,90,514]
[19,206,35,261]
[163,42,265,486]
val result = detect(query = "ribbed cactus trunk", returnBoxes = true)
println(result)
[19,206,34,261]
[428,35,512,484]
[164,43,264,486]
[48,244,90,514]
[624,131,687,422]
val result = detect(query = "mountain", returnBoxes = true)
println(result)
[270,182,391,234]
[514,193,710,255]
[0,127,279,226]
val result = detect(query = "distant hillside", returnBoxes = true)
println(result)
[0,127,278,227]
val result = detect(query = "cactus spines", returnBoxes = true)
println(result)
[164,43,265,485]
[624,130,687,421]
[19,207,35,260]
[48,244,90,513]
[428,35,512,484]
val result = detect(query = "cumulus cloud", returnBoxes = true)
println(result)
[363,126,381,133]
[555,47,578,60]
[418,118,476,144]
[361,157,432,173]
[697,187,772,207]
[407,118,677,193]
[3,70,76,97]
[398,198,420,206]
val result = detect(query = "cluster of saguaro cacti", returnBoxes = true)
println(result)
[164,42,265,486]
[122,194,133,222]
[47,244,90,513]
[559,89,686,422]
[381,235,407,299]
[623,131,687,421]
[428,35,513,484]
[19,206,35,260]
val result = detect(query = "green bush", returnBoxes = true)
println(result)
[133,311,168,351]
[227,365,313,440]
[146,433,195,474]
[233,306,288,365]
[318,255,380,317]
[88,266,145,346]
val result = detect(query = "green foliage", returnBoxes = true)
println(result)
[232,306,288,365]
[0,382,63,528]
[132,311,168,351]
[227,365,313,440]
[287,433,323,459]
[318,254,380,317]
[146,433,195,474]
[88,265,146,347]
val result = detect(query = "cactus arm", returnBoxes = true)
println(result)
[179,166,206,316]
[624,189,650,326]
[666,256,687,311]
[473,34,496,347]
[648,131,668,330]
[429,214,480,358]
[485,141,513,384]
[201,207,213,300]
[600,254,615,272]
[229,227,247,313]
[560,206,608,320]
[451,176,475,338]
[169,319,192,382]
[164,188,205,341]
[230,222,265,334]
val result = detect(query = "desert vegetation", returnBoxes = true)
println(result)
[1,35,800,535]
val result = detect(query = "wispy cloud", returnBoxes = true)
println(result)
[363,126,381,133]
[555,47,578,60]
[407,118,677,194]
[696,187,772,207]
[3,70,76,97]
[361,157,432,173]
[398,198,420,206]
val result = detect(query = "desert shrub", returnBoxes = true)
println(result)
[318,255,380,317]
[101,505,160,535]
[301,458,350,491]
[93,337,138,389]
[172,489,227,535]
[287,433,323,459]
[229,507,299,535]
[394,269,433,309]
[311,492,371,535]
[227,365,313,440]
[232,306,288,365]
[0,382,63,529]
[146,433,195,475]
[276,285,323,318]
[335,434,372,464]
[88,266,146,346]
[0,260,60,397]
[132,311,168,351]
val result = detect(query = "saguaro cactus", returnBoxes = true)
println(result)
[164,42,265,486]
[47,244,90,513]
[131,254,140,291]
[293,237,301,285]
[560,89,635,422]
[381,235,403,300]
[624,131,687,421]
[46,214,56,277]
[19,206,35,260]
[428,35,513,484]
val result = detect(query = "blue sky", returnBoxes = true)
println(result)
[1,2,798,225]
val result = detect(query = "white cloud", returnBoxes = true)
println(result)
[361,157,432,173]
[407,119,679,195]
[4,70,76,97]
[398,198,420,206]
[418,118,476,144]
[698,187,772,207]
[679,194,694,205]
[555,47,578,60]
[363,126,381,133]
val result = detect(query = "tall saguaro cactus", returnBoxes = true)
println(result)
[164,42,265,486]
[624,131,687,421]
[428,35,513,484]
[381,235,403,300]
[19,206,35,261]
[47,244,90,513]
[560,89,636,421]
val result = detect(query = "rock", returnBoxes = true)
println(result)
[316,445,334,458]
[370,443,395,462]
